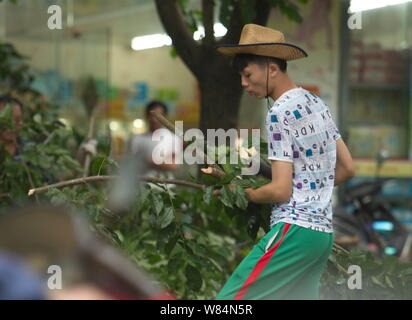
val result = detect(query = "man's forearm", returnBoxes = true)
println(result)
[246,182,290,204]
[334,164,355,186]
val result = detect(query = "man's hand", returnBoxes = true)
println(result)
[212,184,236,197]
[244,188,253,201]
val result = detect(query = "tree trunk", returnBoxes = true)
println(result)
[154,0,272,132]
[198,55,242,133]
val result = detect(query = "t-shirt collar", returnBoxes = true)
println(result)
[273,87,303,105]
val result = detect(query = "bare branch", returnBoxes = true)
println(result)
[150,110,180,135]
[28,175,206,196]
[201,166,226,179]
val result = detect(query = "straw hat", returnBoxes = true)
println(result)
[217,24,307,61]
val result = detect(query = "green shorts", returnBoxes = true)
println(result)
[216,222,333,300]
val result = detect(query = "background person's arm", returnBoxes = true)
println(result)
[334,138,356,186]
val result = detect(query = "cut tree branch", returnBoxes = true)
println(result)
[150,110,180,135]
[28,175,206,196]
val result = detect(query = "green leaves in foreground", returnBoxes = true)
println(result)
[185,264,203,292]
[321,247,412,300]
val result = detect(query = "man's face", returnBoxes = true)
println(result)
[0,103,23,143]
[147,105,166,132]
[240,62,268,99]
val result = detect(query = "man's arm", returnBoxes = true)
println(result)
[334,138,356,186]
[245,160,293,204]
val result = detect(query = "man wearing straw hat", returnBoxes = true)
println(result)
[215,24,355,300]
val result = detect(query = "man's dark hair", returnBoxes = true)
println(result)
[145,100,168,117]
[232,54,287,73]
[0,95,23,110]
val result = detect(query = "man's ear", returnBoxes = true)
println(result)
[269,62,280,78]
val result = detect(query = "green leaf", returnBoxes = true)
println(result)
[185,264,202,292]
[216,172,236,186]
[151,193,164,216]
[159,207,175,229]
[148,254,162,265]
[221,162,233,175]
[220,185,234,208]
[401,267,412,276]
[168,258,181,275]
[165,235,179,256]
[203,186,213,205]
[371,276,385,288]
[90,156,107,176]
[385,275,394,289]
[0,104,13,129]
[234,185,248,210]
[114,230,124,243]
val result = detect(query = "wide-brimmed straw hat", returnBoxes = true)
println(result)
[217,24,307,61]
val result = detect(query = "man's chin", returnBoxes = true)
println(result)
[247,92,262,99]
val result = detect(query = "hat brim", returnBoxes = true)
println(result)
[217,42,307,61]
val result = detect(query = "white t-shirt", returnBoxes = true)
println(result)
[130,128,183,182]
[266,87,341,233]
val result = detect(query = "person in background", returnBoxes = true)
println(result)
[0,95,24,156]
[130,100,183,185]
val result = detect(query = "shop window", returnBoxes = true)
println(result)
[345,2,411,160]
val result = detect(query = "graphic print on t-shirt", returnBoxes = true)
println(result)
[266,88,341,233]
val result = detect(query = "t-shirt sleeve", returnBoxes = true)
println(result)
[267,110,293,163]
[326,108,341,141]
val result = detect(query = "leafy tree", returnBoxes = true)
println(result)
[154,0,308,132]
[0,41,83,207]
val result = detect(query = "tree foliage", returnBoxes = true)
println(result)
[2,12,412,300]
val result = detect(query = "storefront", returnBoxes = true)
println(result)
[340,0,412,230]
